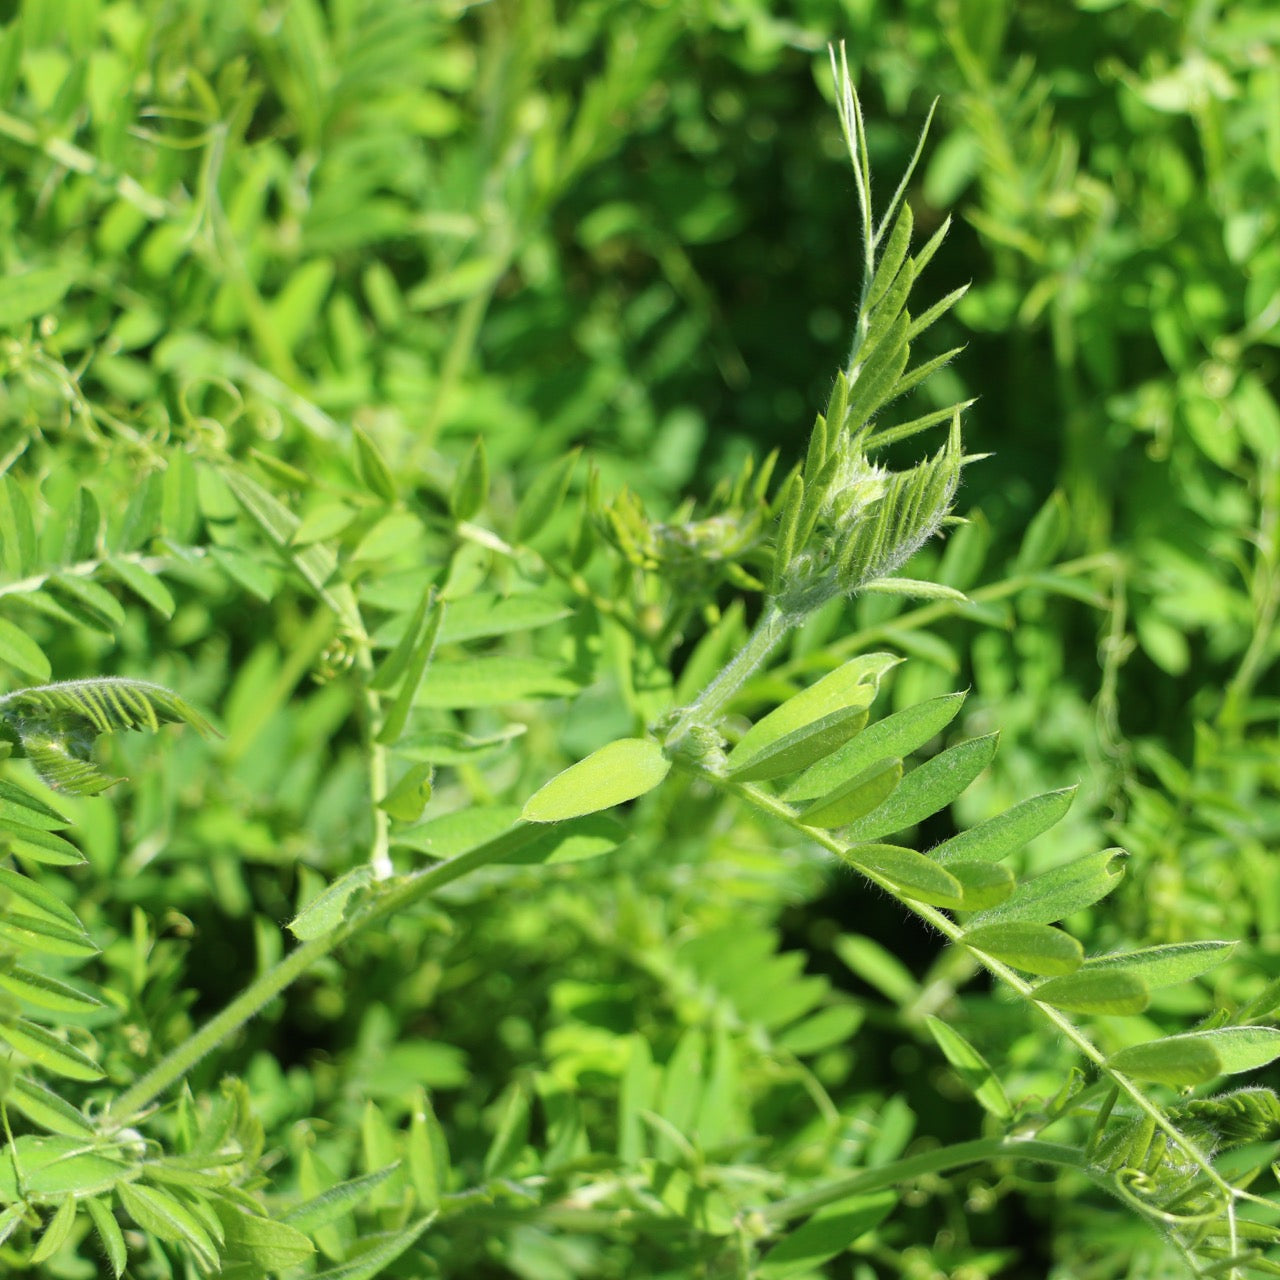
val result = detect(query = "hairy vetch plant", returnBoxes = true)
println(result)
[1,30,1278,1280]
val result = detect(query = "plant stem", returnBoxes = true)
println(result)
[774,552,1123,682]
[100,834,525,1129]
[102,929,335,1129]
[723,777,1242,1237]
[663,601,791,750]
[758,1137,1088,1227]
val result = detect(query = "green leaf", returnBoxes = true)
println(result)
[950,860,1016,910]
[376,598,444,744]
[787,692,965,800]
[513,450,579,544]
[292,501,358,547]
[208,545,277,601]
[931,787,1076,865]
[1033,969,1150,1016]
[1081,941,1236,989]
[524,738,671,822]
[858,577,968,601]
[307,1217,435,1280]
[0,782,69,829]
[759,1191,897,1277]
[962,922,1084,976]
[0,477,33,581]
[106,558,176,617]
[407,254,502,309]
[775,1004,864,1055]
[619,1035,656,1163]
[408,1093,448,1211]
[924,1016,1011,1119]
[803,759,902,828]
[85,1195,127,1278]
[281,1164,399,1231]
[866,204,913,311]
[289,867,374,941]
[3,822,85,867]
[449,437,488,521]
[379,762,434,822]
[1106,1028,1280,1088]
[0,1135,127,1202]
[969,849,1127,927]
[482,1081,530,1178]
[47,573,125,631]
[371,584,436,691]
[416,657,578,708]
[0,865,83,929]
[1014,490,1069,571]
[392,804,519,858]
[728,704,870,783]
[394,724,524,766]
[840,842,963,907]
[0,617,51,680]
[116,1182,218,1265]
[0,912,99,959]
[833,934,921,1003]
[394,808,624,866]
[843,733,999,842]
[353,426,397,503]
[494,814,626,864]
[727,652,898,774]
[5,1076,97,1137]
[0,1203,22,1246]
[433,592,572,644]
[0,264,76,328]
[0,1019,103,1080]
[0,964,102,1013]
[30,1196,78,1264]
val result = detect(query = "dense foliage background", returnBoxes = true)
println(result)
[1,1,1279,1277]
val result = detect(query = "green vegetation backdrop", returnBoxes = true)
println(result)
[0,1,1278,1278]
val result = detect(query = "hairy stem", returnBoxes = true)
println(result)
[102,835,515,1128]
[662,601,792,750]
[721,776,1243,1250]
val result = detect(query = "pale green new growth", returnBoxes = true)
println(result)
[0,678,217,795]
[663,47,969,752]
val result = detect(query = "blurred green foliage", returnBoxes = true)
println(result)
[0,0,1277,1277]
